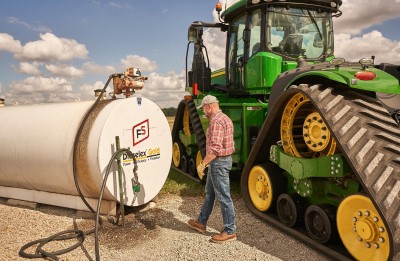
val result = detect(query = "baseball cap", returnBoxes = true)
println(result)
[197,95,219,109]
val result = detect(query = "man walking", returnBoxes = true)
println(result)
[188,95,237,243]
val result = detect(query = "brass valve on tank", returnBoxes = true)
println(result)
[112,67,148,98]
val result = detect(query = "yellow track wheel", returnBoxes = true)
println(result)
[281,93,336,158]
[303,112,334,153]
[337,195,390,261]
[172,142,184,168]
[248,164,281,212]
[183,107,192,136]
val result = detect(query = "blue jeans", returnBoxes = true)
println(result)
[198,156,236,234]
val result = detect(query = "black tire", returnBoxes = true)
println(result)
[188,157,197,177]
[277,193,305,227]
[181,154,189,173]
[304,205,335,244]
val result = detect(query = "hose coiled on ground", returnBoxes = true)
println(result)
[18,148,138,260]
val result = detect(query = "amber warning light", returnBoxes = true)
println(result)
[216,3,222,12]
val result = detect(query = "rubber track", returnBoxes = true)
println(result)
[298,84,400,261]
[185,99,207,158]
[241,84,400,261]
[171,99,206,181]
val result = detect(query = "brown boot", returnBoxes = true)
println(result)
[210,231,237,243]
[188,219,206,234]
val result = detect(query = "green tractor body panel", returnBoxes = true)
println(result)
[270,144,360,206]
[245,52,282,93]
[172,0,400,259]
[283,66,400,93]
[210,68,226,86]
[193,95,269,168]
[270,145,350,179]
[179,131,196,148]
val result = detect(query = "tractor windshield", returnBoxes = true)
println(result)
[266,7,333,60]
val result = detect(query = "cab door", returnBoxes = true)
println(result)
[227,10,262,93]
[227,14,247,92]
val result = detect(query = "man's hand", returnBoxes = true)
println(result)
[197,161,207,176]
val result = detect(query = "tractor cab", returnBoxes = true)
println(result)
[266,7,333,60]
[186,0,341,96]
[224,2,339,95]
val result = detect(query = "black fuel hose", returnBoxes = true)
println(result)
[72,74,114,213]
[18,148,138,260]
[19,230,85,260]
[94,149,138,261]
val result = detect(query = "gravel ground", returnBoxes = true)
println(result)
[0,194,333,261]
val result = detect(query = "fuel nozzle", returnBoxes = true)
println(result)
[113,67,148,98]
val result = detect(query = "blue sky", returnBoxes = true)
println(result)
[0,0,399,108]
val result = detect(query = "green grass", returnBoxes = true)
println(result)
[159,168,204,196]
[160,167,242,197]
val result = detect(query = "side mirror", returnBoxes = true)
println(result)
[188,26,203,43]
[313,33,323,48]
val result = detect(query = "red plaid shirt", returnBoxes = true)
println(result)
[206,111,235,157]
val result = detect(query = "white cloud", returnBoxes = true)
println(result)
[135,70,186,108]
[0,82,5,103]
[15,62,42,76]
[108,1,133,10]
[121,54,158,72]
[335,31,400,64]
[78,81,106,101]
[202,0,239,71]
[5,76,75,105]
[14,33,89,62]
[332,0,400,64]
[109,2,122,8]
[6,17,51,33]
[82,62,116,75]
[1,70,186,108]
[203,29,226,71]
[0,33,22,53]
[45,64,85,78]
[336,0,400,34]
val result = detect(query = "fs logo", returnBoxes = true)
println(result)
[132,119,149,146]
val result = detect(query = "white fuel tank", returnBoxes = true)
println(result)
[0,97,172,214]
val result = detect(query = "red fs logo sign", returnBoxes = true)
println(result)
[132,119,149,146]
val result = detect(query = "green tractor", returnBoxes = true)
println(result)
[171,1,400,260]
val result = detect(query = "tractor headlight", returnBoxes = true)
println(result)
[359,58,374,67]
[330,58,345,66]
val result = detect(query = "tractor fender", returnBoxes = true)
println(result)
[268,62,347,113]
